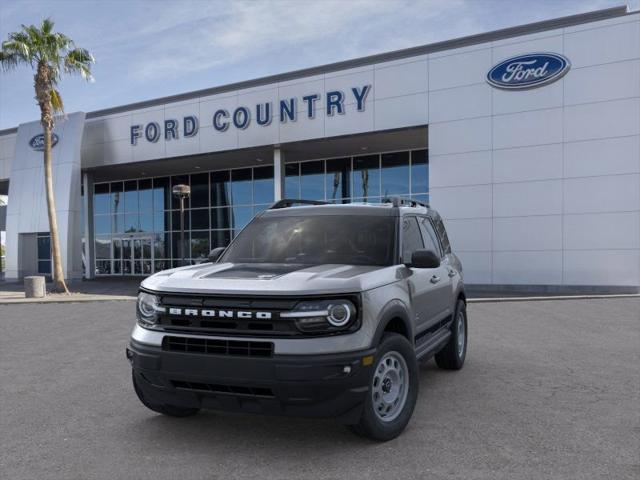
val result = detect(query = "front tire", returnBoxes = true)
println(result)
[132,371,200,417]
[435,299,467,370]
[349,333,418,441]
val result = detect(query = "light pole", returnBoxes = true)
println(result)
[172,184,191,267]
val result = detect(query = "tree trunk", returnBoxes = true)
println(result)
[43,122,69,294]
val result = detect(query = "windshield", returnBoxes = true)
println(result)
[220,214,397,266]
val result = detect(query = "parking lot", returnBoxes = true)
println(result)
[1,297,638,480]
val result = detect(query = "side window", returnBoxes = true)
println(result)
[432,214,451,254]
[419,217,442,257]
[401,217,424,264]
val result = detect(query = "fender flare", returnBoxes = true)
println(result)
[370,299,413,348]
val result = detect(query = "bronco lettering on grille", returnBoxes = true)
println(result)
[167,308,273,320]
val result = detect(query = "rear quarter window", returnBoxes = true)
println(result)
[431,213,451,254]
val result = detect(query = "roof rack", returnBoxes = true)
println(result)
[269,198,328,209]
[382,196,430,209]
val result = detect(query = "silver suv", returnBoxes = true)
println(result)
[127,198,467,441]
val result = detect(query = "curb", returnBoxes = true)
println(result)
[467,293,640,304]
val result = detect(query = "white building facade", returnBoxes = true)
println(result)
[0,6,638,293]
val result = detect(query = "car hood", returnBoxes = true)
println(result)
[140,262,401,295]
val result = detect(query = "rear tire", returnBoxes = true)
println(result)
[435,299,467,370]
[349,333,418,441]
[132,371,200,417]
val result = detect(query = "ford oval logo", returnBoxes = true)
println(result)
[29,133,59,151]
[487,53,570,90]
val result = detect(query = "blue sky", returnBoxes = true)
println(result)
[0,0,634,130]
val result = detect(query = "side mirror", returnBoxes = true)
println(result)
[407,249,440,269]
[208,247,226,263]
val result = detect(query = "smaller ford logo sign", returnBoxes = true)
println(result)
[487,53,570,90]
[29,133,59,151]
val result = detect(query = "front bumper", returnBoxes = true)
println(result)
[128,339,376,423]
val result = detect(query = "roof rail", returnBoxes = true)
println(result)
[382,196,430,209]
[269,198,328,209]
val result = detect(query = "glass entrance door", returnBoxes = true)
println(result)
[113,236,153,275]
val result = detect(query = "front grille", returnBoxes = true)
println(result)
[171,380,274,397]
[163,336,273,357]
[157,294,300,337]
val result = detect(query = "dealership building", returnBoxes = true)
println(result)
[0,5,638,292]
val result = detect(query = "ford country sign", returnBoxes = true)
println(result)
[29,133,59,151]
[487,53,570,90]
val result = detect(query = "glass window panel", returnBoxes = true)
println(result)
[402,217,424,264]
[171,175,190,209]
[96,260,112,275]
[124,213,139,233]
[123,260,132,275]
[138,179,153,212]
[124,180,138,212]
[94,215,110,235]
[153,212,169,232]
[112,261,121,274]
[171,210,190,231]
[211,207,231,230]
[110,182,123,215]
[232,206,254,229]
[113,238,122,261]
[253,166,274,204]
[139,212,153,232]
[231,168,252,205]
[411,193,429,204]
[191,208,209,230]
[133,239,143,259]
[381,151,410,196]
[95,237,111,259]
[171,232,187,259]
[190,173,209,208]
[285,163,300,198]
[211,230,232,249]
[94,183,110,214]
[153,233,169,258]
[190,231,210,260]
[210,171,231,208]
[38,260,51,274]
[353,155,380,201]
[411,149,429,194]
[111,214,124,234]
[418,217,441,257]
[326,158,350,202]
[154,260,169,272]
[300,161,325,200]
[37,235,50,260]
[153,177,170,211]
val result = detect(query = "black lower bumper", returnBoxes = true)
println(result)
[127,339,376,424]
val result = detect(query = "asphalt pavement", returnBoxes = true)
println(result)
[1,298,638,480]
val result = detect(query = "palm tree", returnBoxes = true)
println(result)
[0,18,94,293]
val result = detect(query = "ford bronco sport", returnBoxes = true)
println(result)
[127,197,467,441]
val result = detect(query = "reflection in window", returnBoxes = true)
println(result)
[190,208,209,230]
[211,207,231,229]
[381,152,410,196]
[94,184,110,214]
[124,180,138,213]
[326,158,350,202]
[211,171,230,207]
[253,166,274,204]
[138,179,153,212]
[231,169,252,205]
[190,173,209,208]
[190,231,209,259]
[232,206,253,230]
[285,163,300,198]
[111,182,123,215]
[153,177,170,211]
[300,161,324,200]
[411,149,428,195]
[353,155,380,201]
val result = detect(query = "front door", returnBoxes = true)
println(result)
[113,236,153,275]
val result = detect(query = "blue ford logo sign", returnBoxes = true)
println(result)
[487,53,570,90]
[29,133,59,151]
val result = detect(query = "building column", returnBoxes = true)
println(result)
[273,147,285,201]
[83,172,95,279]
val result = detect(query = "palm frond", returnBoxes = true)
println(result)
[64,47,94,81]
[50,88,64,113]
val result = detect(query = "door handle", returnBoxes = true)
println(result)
[430,275,440,284]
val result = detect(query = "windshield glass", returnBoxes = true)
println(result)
[220,214,397,266]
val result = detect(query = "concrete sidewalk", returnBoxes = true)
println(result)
[0,277,139,303]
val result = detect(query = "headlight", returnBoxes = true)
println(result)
[136,292,164,327]
[282,299,357,334]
